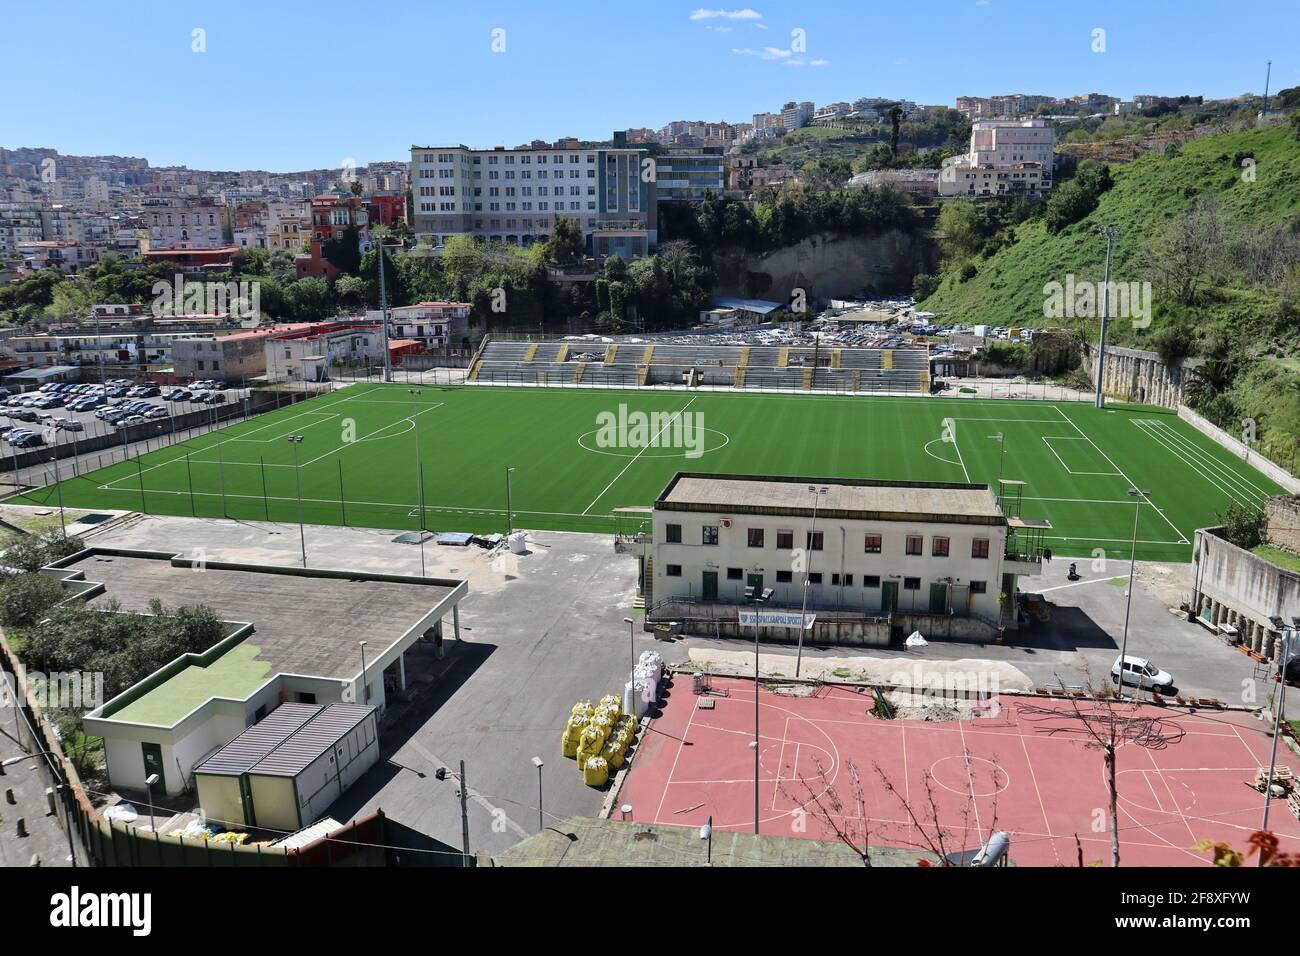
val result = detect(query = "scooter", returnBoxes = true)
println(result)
[1067,562,1080,581]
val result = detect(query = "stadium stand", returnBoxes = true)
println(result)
[467,337,929,393]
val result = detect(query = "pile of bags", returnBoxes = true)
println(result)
[562,694,641,787]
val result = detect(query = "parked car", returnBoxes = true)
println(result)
[11,432,43,448]
[200,392,226,405]
[144,406,168,419]
[5,429,35,444]
[1111,656,1174,693]
[8,410,38,422]
[168,390,192,402]
[54,418,84,431]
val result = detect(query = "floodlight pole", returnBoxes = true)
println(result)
[1093,225,1117,409]
[288,435,307,567]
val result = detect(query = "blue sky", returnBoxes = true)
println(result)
[6,0,1297,170]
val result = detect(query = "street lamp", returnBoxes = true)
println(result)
[434,761,472,867]
[287,434,307,567]
[1261,615,1298,859]
[358,640,369,704]
[505,466,516,536]
[531,756,545,832]
[1116,487,1151,699]
[795,486,828,678]
[623,616,636,677]
[144,773,159,832]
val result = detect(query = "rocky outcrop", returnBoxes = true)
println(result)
[709,229,936,302]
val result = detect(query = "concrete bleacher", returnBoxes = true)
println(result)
[468,337,928,393]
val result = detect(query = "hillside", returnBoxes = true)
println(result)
[918,120,1300,469]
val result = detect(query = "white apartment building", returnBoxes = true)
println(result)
[780,101,814,131]
[140,199,233,249]
[649,473,1044,634]
[939,118,1055,197]
[366,301,474,351]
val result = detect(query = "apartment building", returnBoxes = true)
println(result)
[140,198,233,249]
[264,321,385,382]
[649,473,1043,630]
[295,194,371,279]
[365,301,474,351]
[409,131,654,258]
[939,119,1055,197]
[652,146,726,202]
[780,101,814,131]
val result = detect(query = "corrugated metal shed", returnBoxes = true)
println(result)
[193,703,323,777]
[247,703,376,778]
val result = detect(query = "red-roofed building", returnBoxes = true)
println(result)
[295,195,372,280]
[366,192,407,229]
[143,245,240,272]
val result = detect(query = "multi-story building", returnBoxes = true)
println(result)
[409,131,654,258]
[780,101,814,131]
[264,321,386,382]
[366,301,474,351]
[647,473,1043,638]
[140,198,233,249]
[15,240,99,272]
[938,119,1055,197]
[652,146,726,202]
[173,323,318,380]
[295,194,371,279]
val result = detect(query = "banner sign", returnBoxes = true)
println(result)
[738,609,815,630]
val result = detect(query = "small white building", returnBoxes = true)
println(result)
[648,473,1045,642]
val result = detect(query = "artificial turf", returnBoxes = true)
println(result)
[7,382,1285,561]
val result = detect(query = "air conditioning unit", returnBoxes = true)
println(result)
[719,518,732,528]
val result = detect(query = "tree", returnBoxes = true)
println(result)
[322,225,363,277]
[1,528,84,574]
[1020,679,1184,867]
[887,105,903,156]
[1217,500,1265,550]
[1142,196,1226,305]
[0,573,67,629]
[541,215,585,264]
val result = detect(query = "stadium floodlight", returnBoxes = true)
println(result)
[1115,488,1151,699]
[287,435,307,567]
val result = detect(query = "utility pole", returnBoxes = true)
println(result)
[1263,61,1272,115]
[1094,225,1117,409]
[459,759,471,867]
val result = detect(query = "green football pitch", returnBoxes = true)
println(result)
[8,383,1285,561]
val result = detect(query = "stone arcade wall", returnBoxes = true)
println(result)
[1083,343,1203,408]
[1191,525,1300,661]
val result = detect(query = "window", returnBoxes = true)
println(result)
[776,530,794,551]
[702,526,719,546]
[969,581,987,594]
[808,572,823,585]
[727,567,743,581]
[972,538,990,559]
[831,573,853,587]
[666,564,682,577]
[905,535,923,556]
[665,523,681,544]
[747,528,764,548]
[903,577,921,591]
[864,533,882,554]
[863,575,881,588]
[807,531,824,551]
[932,536,950,557]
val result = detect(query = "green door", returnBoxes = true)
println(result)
[141,742,166,794]
[746,573,763,595]
[929,582,948,614]
[881,581,898,613]
[702,571,719,601]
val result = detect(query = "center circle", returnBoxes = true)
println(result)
[577,427,730,459]
[929,755,1010,797]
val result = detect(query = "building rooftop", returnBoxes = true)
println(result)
[52,549,465,726]
[657,473,1005,525]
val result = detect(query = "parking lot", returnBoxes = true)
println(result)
[0,379,252,478]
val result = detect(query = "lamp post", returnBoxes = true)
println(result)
[144,773,159,832]
[358,640,369,704]
[623,616,636,677]
[1261,616,1298,860]
[48,441,66,541]
[795,485,828,678]
[434,762,472,867]
[531,756,545,832]
[287,435,306,567]
[1116,487,1151,699]
[505,466,516,536]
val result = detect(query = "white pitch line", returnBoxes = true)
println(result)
[1040,435,1122,477]
[582,396,697,515]
[1053,405,1188,545]
[948,420,972,483]
[298,403,444,468]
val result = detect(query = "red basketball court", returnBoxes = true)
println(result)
[616,676,1300,866]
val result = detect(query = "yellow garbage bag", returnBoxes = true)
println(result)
[583,756,609,787]
[602,743,624,770]
[561,727,580,758]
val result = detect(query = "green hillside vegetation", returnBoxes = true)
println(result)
[917,118,1300,469]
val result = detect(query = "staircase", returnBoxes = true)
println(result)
[777,346,790,367]
[739,345,751,369]
[573,362,587,383]
[641,344,655,365]
[555,343,569,362]
[734,367,747,388]
[883,349,894,370]
[466,361,482,382]
[523,343,539,362]
[831,348,842,368]
[605,344,618,363]
[802,367,813,390]
[851,369,861,392]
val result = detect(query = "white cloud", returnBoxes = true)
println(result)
[690,7,763,20]
[705,24,735,32]
[810,58,829,67]
[732,46,793,60]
